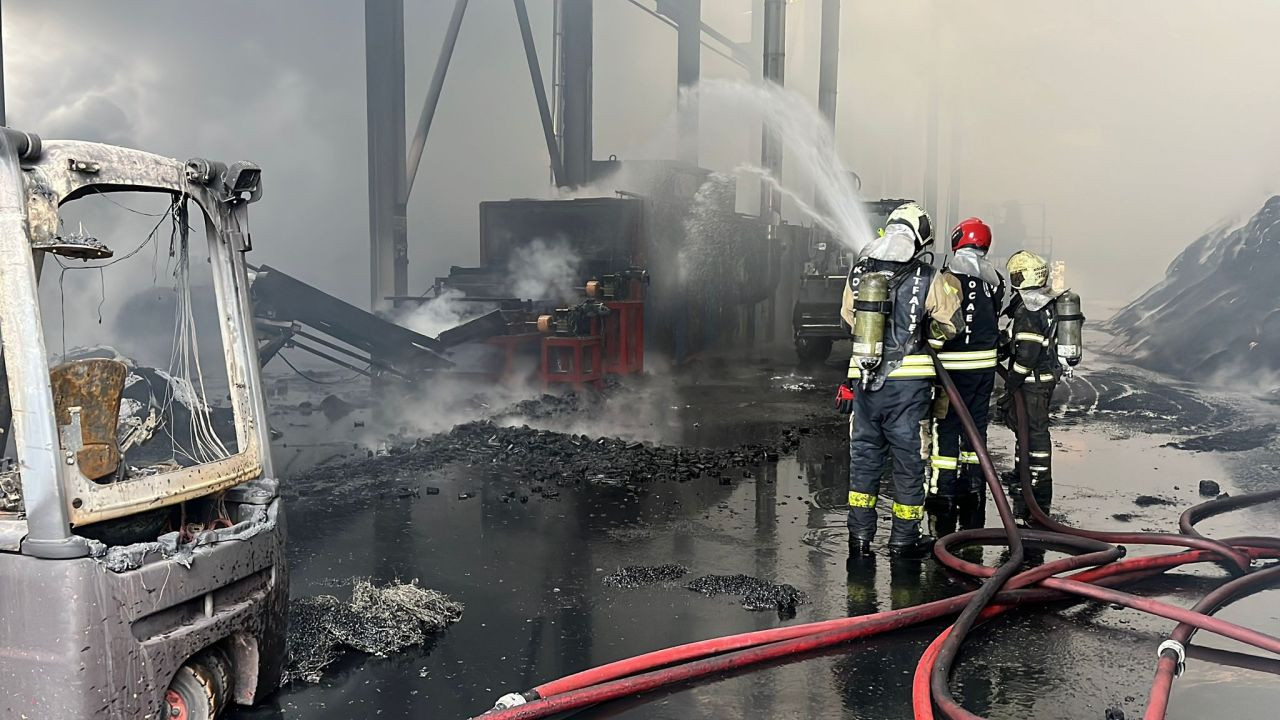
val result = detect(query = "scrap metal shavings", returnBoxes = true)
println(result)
[685,573,807,619]
[602,564,689,589]
[282,579,463,685]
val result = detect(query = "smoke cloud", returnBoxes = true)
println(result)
[6,0,1279,328]
[507,237,583,304]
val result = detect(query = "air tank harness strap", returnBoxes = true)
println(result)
[854,299,893,314]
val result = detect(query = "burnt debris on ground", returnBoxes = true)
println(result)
[494,391,606,421]
[1054,368,1237,433]
[602,564,690,589]
[286,420,803,501]
[283,579,463,685]
[1164,423,1276,453]
[685,574,807,619]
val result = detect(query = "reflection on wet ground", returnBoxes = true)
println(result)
[233,349,1280,720]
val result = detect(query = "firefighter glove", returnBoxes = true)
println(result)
[834,382,856,414]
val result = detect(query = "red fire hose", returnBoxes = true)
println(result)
[473,357,1280,720]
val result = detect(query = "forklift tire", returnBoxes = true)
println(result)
[165,661,219,720]
[795,337,833,364]
[196,647,234,716]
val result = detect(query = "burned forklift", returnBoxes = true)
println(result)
[791,198,912,363]
[0,130,285,719]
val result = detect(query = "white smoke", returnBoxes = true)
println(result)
[394,288,488,339]
[508,237,583,303]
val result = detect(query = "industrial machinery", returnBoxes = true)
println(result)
[791,199,913,363]
[0,130,285,719]
[251,263,453,382]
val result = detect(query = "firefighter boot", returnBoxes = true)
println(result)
[888,516,936,560]
[848,505,875,558]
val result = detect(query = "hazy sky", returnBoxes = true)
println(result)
[6,0,1280,335]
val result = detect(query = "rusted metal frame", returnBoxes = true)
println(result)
[12,140,269,529]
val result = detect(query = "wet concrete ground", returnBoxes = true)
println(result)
[232,338,1280,720]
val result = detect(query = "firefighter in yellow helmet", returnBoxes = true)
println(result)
[998,250,1082,520]
[840,202,965,559]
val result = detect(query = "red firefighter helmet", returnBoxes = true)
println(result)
[950,217,992,252]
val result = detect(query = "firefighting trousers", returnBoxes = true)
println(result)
[1000,378,1057,519]
[928,369,995,498]
[848,380,932,545]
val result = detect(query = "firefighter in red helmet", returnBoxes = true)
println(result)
[925,217,1003,537]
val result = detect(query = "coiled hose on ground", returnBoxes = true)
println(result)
[474,357,1280,720]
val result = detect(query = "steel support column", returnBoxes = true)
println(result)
[364,0,408,309]
[0,1,9,450]
[675,0,700,166]
[757,0,785,345]
[946,116,960,244]
[818,0,840,127]
[514,0,565,187]
[558,0,593,187]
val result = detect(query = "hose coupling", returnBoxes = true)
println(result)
[1156,639,1186,677]
[493,693,527,710]
[491,691,538,711]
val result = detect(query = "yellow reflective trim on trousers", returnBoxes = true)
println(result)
[848,491,877,508]
[959,451,979,464]
[1011,362,1031,375]
[892,502,925,521]
[930,455,958,470]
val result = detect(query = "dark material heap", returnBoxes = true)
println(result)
[1108,195,1280,384]
[288,421,802,499]
[685,573,808,619]
[602,564,689,589]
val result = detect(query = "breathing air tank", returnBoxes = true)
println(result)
[1055,290,1084,366]
[850,272,891,386]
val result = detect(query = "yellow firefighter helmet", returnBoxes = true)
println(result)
[1007,250,1049,290]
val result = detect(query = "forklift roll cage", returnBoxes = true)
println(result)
[0,133,276,559]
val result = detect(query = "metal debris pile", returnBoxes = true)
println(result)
[685,573,807,619]
[289,421,801,500]
[602,564,689,589]
[496,391,605,420]
[283,579,464,685]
